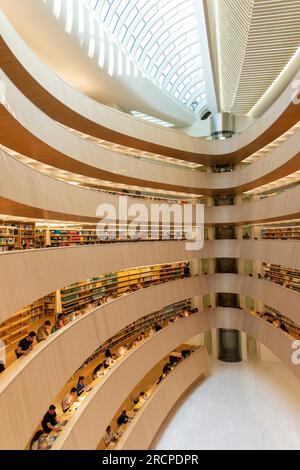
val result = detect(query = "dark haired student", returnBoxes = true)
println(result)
[42,405,61,434]
[15,331,37,359]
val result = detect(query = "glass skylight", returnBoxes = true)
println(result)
[88,0,208,114]
[131,110,175,127]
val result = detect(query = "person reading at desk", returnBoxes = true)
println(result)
[117,345,128,358]
[76,376,86,396]
[15,331,37,359]
[104,354,116,369]
[92,363,104,379]
[61,387,77,413]
[51,317,64,334]
[36,320,52,343]
[42,405,61,434]
[30,430,49,450]
[117,410,130,427]
[104,426,118,446]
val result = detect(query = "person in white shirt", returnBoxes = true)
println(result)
[61,387,77,413]
[104,425,118,446]
[103,354,116,369]
[117,345,127,358]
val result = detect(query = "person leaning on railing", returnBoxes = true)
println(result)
[36,320,52,343]
[15,331,37,359]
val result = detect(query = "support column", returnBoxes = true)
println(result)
[241,332,248,360]
[211,329,218,357]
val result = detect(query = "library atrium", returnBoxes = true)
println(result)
[0,0,300,452]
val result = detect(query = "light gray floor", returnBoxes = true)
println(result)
[154,358,300,450]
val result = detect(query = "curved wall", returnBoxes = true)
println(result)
[51,315,209,450]
[1,72,299,195]
[0,12,299,164]
[0,276,202,450]
[115,348,208,450]
[205,185,300,224]
[52,308,300,450]
[0,273,298,449]
[1,239,299,321]
[0,145,299,228]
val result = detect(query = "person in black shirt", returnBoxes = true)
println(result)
[0,360,5,374]
[279,321,289,333]
[117,410,130,427]
[184,263,190,277]
[42,405,60,434]
[15,331,36,359]
[154,323,162,332]
[163,363,172,375]
[105,348,112,358]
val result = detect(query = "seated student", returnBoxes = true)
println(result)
[272,319,280,328]
[104,426,118,446]
[169,355,180,366]
[92,363,104,380]
[81,303,92,315]
[76,376,86,396]
[117,410,130,427]
[30,430,49,450]
[68,308,81,322]
[51,316,64,334]
[105,347,112,358]
[117,345,128,358]
[181,349,191,358]
[36,320,52,343]
[61,387,77,413]
[184,263,191,277]
[103,354,116,369]
[132,338,139,347]
[137,333,145,342]
[132,391,147,406]
[15,331,37,359]
[154,323,162,332]
[162,363,172,375]
[279,321,289,333]
[42,405,61,434]
[138,391,147,403]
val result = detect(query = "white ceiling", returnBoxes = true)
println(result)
[204,0,300,117]
[0,0,299,128]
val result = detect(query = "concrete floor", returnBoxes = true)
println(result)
[154,358,300,450]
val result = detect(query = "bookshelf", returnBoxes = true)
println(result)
[261,226,300,240]
[0,262,187,358]
[71,299,192,377]
[263,263,300,293]
[35,229,46,248]
[0,221,36,250]
[0,221,190,250]
[264,305,300,338]
[0,225,19,252]
[60,262,186,316]
[0,296,55,351]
